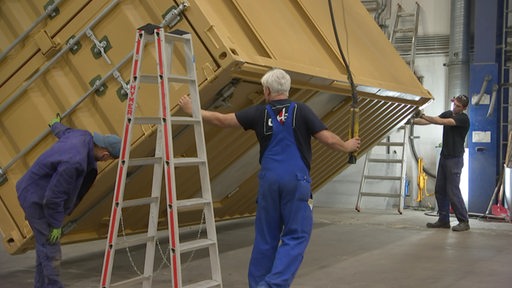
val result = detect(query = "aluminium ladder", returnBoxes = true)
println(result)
[355,126,408,214]
[100,25,222,288]
[389,2,420,70]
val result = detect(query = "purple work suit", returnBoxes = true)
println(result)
[16,123,98,288]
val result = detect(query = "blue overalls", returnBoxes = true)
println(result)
[248,103,313,288]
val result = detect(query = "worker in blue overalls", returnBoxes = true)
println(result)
[179,68,360,287]
[16,115,121,288]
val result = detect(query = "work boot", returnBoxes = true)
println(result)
[426,220,450,229]
[451,222,470,232]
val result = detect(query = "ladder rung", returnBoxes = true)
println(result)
[364,175,402,181]
[169,74,195,83]
[164,32,189,42]
[132,117,162,125]
[180,239,216,253]
[129,157,162,166]
[377,142,404,146]
[171,116,202,125]
[138,74,196,84]
[122,196,159,208]
[394,28,415,33]
[398,12,415,17]
[174,157,206,167]
[183,280,221,288]
[360,192,401,198]
[177,197,210,208]
[139,74,159,84]
[116,235,156,250]
[110,275,151,287]
[367,158,403,163]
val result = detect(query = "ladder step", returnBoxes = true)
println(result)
[174,157,206,167]
[376,142,404,146]
[177,197,210,208]
[181,239,216,253]
[137,74,196,84]
[360,192,401,198]
[110,275,151,287]
[132,117,162,125]
[364,175,402,181]
[139,74,159,84]
[116,235,156,250]
[164,32,189,42]
[171,116,202,125]
[398,12,415,17]
[169,74,196,83]
[122,196,159,208]
[367,158,404,163]
[129,157,162,166]
[183,279,221,288]
[394,27,415,33]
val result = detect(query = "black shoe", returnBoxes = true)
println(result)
[452,222,470,232]
[426,221,450,229]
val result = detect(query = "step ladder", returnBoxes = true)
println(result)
[355,126,409,214]
[100,24,222,288]
[389,2,420,70]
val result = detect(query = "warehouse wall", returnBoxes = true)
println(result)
[315,0,455,211]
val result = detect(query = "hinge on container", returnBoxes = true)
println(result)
[89,75,108,96]
[113,71,129,102]
[67,35,82,55]
[86,29,112,64]
[0,167,7,186]
[161,2,189,28]
[43,0,60,19]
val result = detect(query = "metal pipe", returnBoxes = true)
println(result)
[0,0,120,116]
[472,74,492,105]
[0,1,190,184]
[0,0,65,62]
[446,0,470,107]
[1,52,132,175]
[487,84,499,118]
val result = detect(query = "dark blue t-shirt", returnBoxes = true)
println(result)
[439,110,470,158]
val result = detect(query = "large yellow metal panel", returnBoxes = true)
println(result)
[0,0,431,254]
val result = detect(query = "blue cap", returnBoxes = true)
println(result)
[93,132,122,159]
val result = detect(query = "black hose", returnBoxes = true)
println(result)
[328,0,359,164]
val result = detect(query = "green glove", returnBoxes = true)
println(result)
[48,113,61,127]
[48,227,62,244]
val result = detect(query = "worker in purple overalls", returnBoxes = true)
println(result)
[16,115,121,288]
[179,68,360,287]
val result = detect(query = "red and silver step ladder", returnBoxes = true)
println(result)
[100,24,222,288]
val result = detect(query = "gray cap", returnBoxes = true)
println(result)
[93,132,122,158]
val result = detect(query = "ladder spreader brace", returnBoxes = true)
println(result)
[100,24,222,288]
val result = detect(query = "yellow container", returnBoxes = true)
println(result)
[0,0,431,254]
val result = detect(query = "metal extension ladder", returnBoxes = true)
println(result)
[355,126,409,214]
[389,2,420,70]
[100,25,222,288]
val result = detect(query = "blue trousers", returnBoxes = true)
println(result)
[23,203,63,288]
[435,156,469,223]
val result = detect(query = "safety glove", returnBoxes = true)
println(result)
[48,227,62,244]
[48,113,61,127]
[412,108,424,119]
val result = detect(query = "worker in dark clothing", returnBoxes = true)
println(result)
[413,94,470,232]
[178,68,361,288]
[16,114,122,288]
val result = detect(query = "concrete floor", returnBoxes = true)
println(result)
[1,207,512,288]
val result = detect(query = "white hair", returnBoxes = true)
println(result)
[261,69,291,96]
